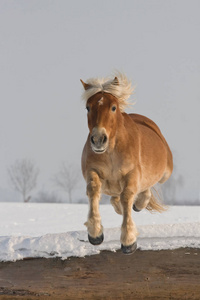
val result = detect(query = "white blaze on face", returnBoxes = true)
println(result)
[98,97,104,105]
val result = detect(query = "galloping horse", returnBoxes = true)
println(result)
[81,73,173,254]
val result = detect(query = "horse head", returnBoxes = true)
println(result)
[81,74,133,154]
[84,91,121,154]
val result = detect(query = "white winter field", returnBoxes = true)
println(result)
[0,203,199,262]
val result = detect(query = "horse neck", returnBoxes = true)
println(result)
[108,112,129,152]
[113,112,139,151]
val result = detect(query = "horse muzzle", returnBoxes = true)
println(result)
[90,127,108,154]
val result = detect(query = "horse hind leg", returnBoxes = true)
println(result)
[134,186,167,213]
[110,196,123,215]
[133,189,151,212]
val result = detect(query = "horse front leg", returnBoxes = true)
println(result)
[84,171,104,245]
[120,187,138,254]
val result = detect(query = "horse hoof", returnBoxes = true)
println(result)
[121,241,137,255]
[88,233,104,245]
[133,204,141,212]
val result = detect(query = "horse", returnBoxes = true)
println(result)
[80,72,173,254]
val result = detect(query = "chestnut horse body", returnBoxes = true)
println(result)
[81,73,173,254]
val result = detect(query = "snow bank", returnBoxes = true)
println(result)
[0,203,199,261]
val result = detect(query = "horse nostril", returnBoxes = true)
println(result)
[102,135,107,144]
[91,133,107,146]
[91,136,95,145]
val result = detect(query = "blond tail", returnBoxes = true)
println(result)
[146,186,168,213]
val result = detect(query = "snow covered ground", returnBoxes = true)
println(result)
[0,203,199,262]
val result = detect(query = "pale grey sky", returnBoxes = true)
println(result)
[0,0,199,202]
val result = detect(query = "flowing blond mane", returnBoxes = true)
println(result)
[81,72,134,112]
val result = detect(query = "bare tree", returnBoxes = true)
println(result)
[8,159,39,202]
[33,190,63,203]
[53,162,80,203]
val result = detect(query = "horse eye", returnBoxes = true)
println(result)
[86,106,90,112]
[111,106,116,112]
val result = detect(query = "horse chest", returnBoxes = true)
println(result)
[101,179,123,196]
[98,155,130,196]
[100,166,124,196]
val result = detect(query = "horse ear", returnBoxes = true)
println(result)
[113,77,119,85]
[80,79,91,90]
